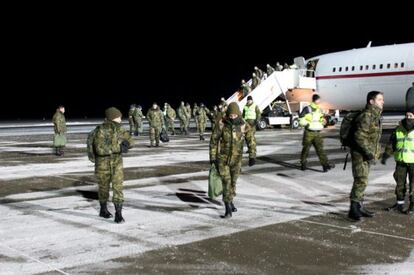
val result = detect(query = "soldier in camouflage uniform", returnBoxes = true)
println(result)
[299,94,333,172]
[348,91,384,221]
[251,73,261,90]
[210,105,219,130]
[52,105,67,156]
[195,103,209,141]
[210,102,256,218]
[133,105,144,136]
[241,79,251,97]
[193,103,199,133]
[266,64,275,76]
[185,103,192,131]
[165,103,176,135]
[128,104,136,135]
[146,103,164,147]
[178,101,190,135]
[87,107,133,223]
[243,96,261,155]
[382,106,414,215]
[254,66,264,79]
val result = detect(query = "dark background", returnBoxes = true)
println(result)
[1,6,412,120]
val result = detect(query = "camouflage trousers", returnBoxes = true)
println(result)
[300,130,328,166]
[245,120,257,155]
[393,162,414,202]
[197,119,206,136]
[350,151,370,202]
[179,119,188,133]
[95,154,124,204]
[167,118,175,134]
[218,160,242,203]
[149,126,161,144]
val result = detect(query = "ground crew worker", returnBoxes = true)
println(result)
[128,104,136,135]
[177,101,190,135]
[243,95,261,154]
[251,73,261,90]
[146,103,164,147]
[299,94,333,172]
[87,107,133,223]
[241,79,252,97]
[347,91,384,221]
[165,103,176,135]
[254,66,264,79]
[382,106,414,215]
[266,64,275,76]
[210,102,256,218]
[134,105,144,136]
[195,103,209,140]
[52,105,67,156]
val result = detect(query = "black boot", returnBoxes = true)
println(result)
[222,202,232,218]
[405,202,413,215]
[322,163,335,172]
[55,147,60,156]
[301,163,307,171]
[230,201,237,212]
[359,201,374,218]
[348,201,362,221]
[114,203,125,223]
[386,202,405,213]
[134,131,139,136]
[99,202,113,219]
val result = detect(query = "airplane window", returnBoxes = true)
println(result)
[380,64,383,69]
[345,67,348,71]
[352,66,355,71]
[401,62,405,68]
[387,63,391,69]
[339,67,342,72]
[373,65,376,70]
[360,65,363,71]
[365,65,369,70]
[394,63,398,68]
[333,67,336,72]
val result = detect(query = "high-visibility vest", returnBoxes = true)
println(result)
[243,103,257,120]
[394,126,414,163]
[300,103,324,131]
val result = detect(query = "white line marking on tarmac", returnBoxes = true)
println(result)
[299,220,414,242]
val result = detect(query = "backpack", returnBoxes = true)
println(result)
[339,111,361,147]
[86,128,97,162]
[160,128,170,142]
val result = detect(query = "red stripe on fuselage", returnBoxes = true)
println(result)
[316,70,414,80]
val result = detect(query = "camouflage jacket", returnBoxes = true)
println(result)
[177,105,189,120]
[52,110,66,134]
[146,107,164,128]
[128,108,136,122]
[133,108,144,122]
[195,107,209,121]
[352,104,383,159]
[210,117,255,165]
[186,105,192,118]
[88,120,133,161]
[166,106,176,120]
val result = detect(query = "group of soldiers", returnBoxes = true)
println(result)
[51,83,414,223]
[240,63,290,97]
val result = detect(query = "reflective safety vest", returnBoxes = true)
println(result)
[243,103,257,120]
[300,103,324,131]
[394,126,414,163]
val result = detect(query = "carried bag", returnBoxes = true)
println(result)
[160,128,170,142]
[208,164,223,199]
[53,133,67,147]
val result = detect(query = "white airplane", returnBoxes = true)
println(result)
[289,43,414,111]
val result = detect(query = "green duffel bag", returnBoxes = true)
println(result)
[208,163,223,199]
[53,133,67,147]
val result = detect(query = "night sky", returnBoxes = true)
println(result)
[2,8,412,120]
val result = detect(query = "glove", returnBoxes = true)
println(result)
[121,140,130,153]
[248,158,256,167]
[381,153,389,165]
[365,153,374,161]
